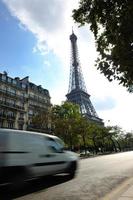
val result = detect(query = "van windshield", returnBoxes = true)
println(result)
[54,138,64,150]
[46,137,64,153]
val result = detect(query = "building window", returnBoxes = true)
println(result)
[20,93,27,98]
[7,87,16,95]
[29,110,33,115]
[8,121,14,129]
[0,109,4,116]
[2,75,6,81]
[10,88,16,94]
[8,99,15,106]
[19,102,24,108]
[22,83,26,89]
[18,123,23,130]
[7,77,12,83]
[12,79,17,85]
[19,113,24,121]
[0,120,4,127]
[0,96,5,102]
[7,111,15,118]
[20,113,24,118]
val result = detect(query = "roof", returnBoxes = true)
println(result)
[0,128,57,139]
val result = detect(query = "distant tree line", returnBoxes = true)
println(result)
[32,102,133,155]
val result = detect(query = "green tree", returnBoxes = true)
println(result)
[124,132,133,150]
[31,108,51,133]
[73,0,133,91]
[88,123,108,154]
[106,126,124,152]
[76,116,90,154]
[51,102,81,149]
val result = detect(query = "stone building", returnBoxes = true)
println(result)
[0,71,51,132]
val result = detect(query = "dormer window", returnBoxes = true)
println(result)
[7,77,12,83]
[13,79,17,85]
[22,83,26,89]
[2,74,6,81]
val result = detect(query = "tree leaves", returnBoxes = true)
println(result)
[73,0,133,91]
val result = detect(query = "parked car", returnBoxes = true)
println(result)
[80,150,91,156]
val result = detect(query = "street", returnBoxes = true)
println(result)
[1,151,133,200]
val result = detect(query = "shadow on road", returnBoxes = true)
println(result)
[0,174,73,200]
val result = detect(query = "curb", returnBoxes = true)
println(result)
[101,177,133,200]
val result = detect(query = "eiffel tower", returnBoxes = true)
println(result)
[66,30,103,125]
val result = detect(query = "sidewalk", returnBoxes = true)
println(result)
[117,184,133,200]
[102,177,133,200]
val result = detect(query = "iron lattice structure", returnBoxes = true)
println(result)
[66,31,103,124]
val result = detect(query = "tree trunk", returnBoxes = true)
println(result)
[110,137,117,152]
[92,137,98,154]
[116,140,121,152]
[82,134,87,154]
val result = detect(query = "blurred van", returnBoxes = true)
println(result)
[0,129,78,186]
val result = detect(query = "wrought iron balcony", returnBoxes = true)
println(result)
[18,117,24,121]
[0,113,16,120]
[0,113,6,119]
[7,115,16,120]
[0,100,25,111]
[29,94,50,104]
[0,88,27,101]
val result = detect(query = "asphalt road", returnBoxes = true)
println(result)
[1,151,133,200]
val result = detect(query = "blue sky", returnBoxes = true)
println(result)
[0,0,133,131]
[0,1,62,89]
[0,1,37,76]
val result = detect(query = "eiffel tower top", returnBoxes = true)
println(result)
[68,30,87,93]
[70,28,77,41]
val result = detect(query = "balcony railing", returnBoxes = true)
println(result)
[0,88,27,101]
[0,100,25,111]
[7,115,16,120]
[0,113,6,119]
[0,113,16,120]
[29,95,50,104]
[18,117,24,121]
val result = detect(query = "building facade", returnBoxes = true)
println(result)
[0,71,51,132]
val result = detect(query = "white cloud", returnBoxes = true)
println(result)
[3,0,76,59]
[3,0,133,131]
[43,60,51,68]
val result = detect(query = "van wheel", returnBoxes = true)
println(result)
[69,170,76,179]
[67,161,77,179]
[10,168,30,191]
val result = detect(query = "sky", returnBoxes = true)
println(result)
[0,0,133,132]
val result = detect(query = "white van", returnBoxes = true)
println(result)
[0,129,78,186]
